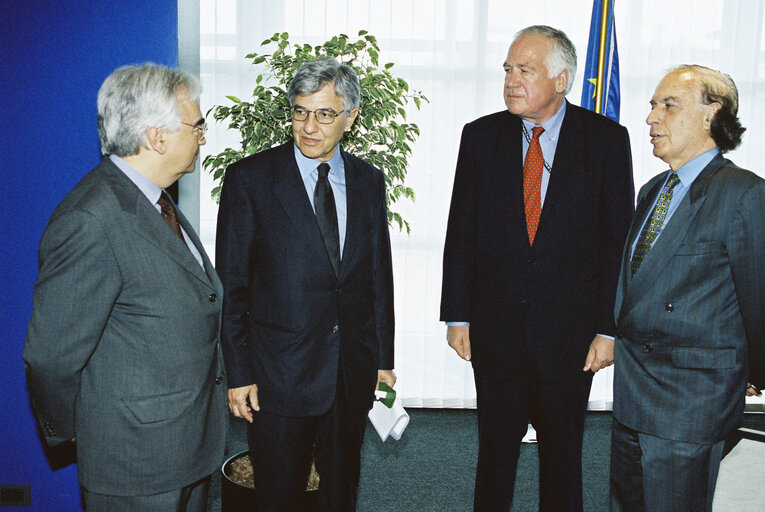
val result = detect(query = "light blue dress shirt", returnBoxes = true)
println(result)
[293,144,348,256]
[109,154,204,267]
[629,148,719,258]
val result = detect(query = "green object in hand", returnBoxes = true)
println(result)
[377,382,396,408]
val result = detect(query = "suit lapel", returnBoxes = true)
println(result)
[340,151,362,279]
[271,144,338,276]
[614,175,665,321]
[100,159,216,288]
[619,156,726,316]
[176,207,222,293]
[493,113,525,235]
[133,193,215,288]
[539,102,576,231]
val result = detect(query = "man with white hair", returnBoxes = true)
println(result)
[441,25,634,511]
[24,63,226,512]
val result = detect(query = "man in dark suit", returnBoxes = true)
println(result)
[610,65,765,512]
[216,57,395,511]
[23,63,226,512]
[440,25,634,512]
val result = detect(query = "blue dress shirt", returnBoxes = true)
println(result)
[630,148,719,258]
[293,144,348,256]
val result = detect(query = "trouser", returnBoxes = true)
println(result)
[609,418,724,512]
[472,355,593,512]
[82,475,211,512]
[247,370,368,511]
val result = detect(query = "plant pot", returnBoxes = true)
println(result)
[220,450,319,511]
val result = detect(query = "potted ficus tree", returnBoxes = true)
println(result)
[204,30,427,233]
[208,31,426,511]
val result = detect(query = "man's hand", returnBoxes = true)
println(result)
[583,335,614,373]
[377,369,397,389]
[747,383,762,397]
[228,384,259,423]
[447,325,471,361]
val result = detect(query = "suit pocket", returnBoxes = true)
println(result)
[671,347,735,369]
[675,241,717,255]
[123,389,194,424]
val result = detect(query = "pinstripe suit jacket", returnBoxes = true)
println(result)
[24,158,227,495]
[613,153,765,443]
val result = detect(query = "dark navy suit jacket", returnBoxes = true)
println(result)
[216,142,394,416]
[441,101,635,381]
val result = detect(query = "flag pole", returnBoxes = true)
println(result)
[595,0,610,114]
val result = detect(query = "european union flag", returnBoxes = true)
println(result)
[580,0,620,122]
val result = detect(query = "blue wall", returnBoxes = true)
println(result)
[1,1,178,509]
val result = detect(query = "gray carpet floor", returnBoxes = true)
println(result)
[209,410,765,511]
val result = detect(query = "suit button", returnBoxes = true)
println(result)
[209,293,217,303]
[520,297,528,305]
[615,331,623,339]
[664,303,674,312]
[332,325,339,333]
[215,376,223,385]
[643,344,653,352]
[528,258,536,266]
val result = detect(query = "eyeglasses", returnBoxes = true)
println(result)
[291,106,345,124]
[181,121,208,141]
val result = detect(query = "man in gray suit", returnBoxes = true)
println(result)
[610,64,765,511]
[23,64,226,512]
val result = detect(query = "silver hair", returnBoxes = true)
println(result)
[287,57,361,111]
[97,63,201,157]
[514,25,578,96]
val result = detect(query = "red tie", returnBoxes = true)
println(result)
[523,126,545,245]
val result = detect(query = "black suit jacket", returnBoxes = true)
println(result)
[216,142,394,416]
[440,102,634,380]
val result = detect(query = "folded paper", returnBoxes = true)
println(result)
[368,391,409,441]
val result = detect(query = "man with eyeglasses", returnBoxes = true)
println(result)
[216,57,395,511]
[23,63,226,511]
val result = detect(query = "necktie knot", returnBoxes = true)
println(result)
[318,163,330,179]
[531,126,545,140]
[666,171,680,189]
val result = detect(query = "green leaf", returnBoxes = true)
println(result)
[205,31,424,229]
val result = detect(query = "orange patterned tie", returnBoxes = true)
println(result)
[523,126,545,245]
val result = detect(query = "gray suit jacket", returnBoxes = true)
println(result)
[24,158,227,496]
[613,154,765,443]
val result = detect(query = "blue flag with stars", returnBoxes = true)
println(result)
[580,0,620,122]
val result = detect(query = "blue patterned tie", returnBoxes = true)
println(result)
[630,172,681,275]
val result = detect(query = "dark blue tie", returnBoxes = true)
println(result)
[314,163,340,276]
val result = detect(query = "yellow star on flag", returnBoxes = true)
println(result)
[587,78,598,99]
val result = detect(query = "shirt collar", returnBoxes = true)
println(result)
[674,148,720,186]
[109,154,163,204]
[293,143,346,182]
[521,100,566,143]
